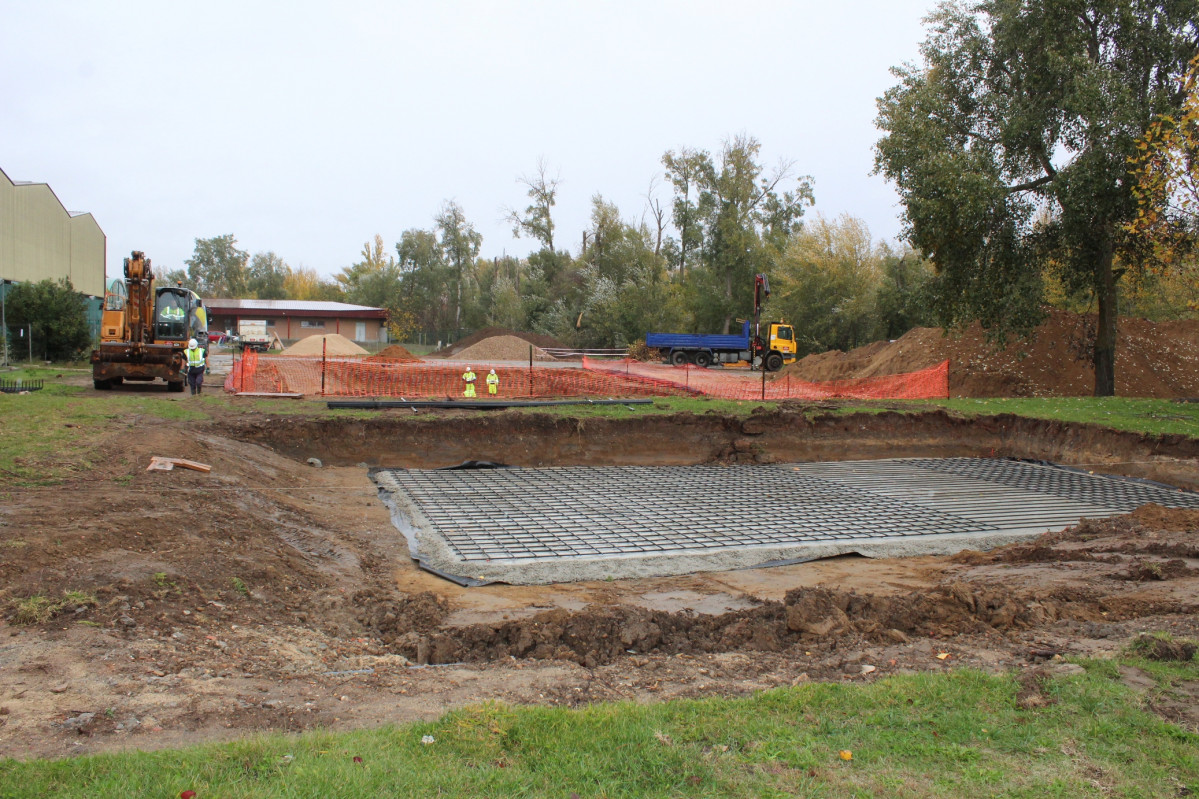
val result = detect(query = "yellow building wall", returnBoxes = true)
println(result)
[0,167,105,297]
[0,170,14,282]
[69,214,106,296]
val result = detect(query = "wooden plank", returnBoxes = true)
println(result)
[235,391,304,398]
[146,456,212,473]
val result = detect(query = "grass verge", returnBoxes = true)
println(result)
[0,368,206,485]
[1,660,1194,797]
[930,397,1199,438]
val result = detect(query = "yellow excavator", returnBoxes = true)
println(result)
[91,251,208,391]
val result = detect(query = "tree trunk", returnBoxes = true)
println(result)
[1093,237,1117,397]
[722,270,733,334]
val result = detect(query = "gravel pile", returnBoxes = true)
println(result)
[455,335,557,362]
[280,334,369,357]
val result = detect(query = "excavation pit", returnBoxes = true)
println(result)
[374,457,1199,585]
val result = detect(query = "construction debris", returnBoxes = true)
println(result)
[147,457,212,473]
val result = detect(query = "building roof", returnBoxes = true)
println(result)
[203,298,387,318]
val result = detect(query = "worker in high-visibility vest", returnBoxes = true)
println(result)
[486,368,499,395]
[462,366,477,398]
[185,338,206,396]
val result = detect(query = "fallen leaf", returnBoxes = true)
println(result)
[352,756,363,764]
[839,750,853,761]
[180,792,197,799]
[936,653,951,660]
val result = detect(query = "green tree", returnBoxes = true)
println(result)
[505,158,559,251]
[283,267,343,301]
[661,148,713,277]
[247,251,290,299]
[773,214,885,355]
[337,235,405,333]
[874,0,1199,395]
[336,235,395,296]
[396,228,451,342]
[875,247,938,339]
[1129,54,1199,261]
[160,267,188,287]
[572,197,670,346]
[664,135,814,333]
[4,278,91,361]
[435,201,482,334]
[185,235,250,298]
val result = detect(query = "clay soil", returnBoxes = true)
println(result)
[782,309,1199,398]
[1,397,1197,760]
[365,345,421,363]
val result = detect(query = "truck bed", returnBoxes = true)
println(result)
[645,333,749,351]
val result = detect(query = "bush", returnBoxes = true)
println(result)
[4,278,92,361]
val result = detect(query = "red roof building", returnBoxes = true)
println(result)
[204,299,389,343]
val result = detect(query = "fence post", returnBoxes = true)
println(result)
[761,362,766,400]
[321,338,327,396]
[528,345,533,397]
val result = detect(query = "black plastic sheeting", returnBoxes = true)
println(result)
[327,398,654,410]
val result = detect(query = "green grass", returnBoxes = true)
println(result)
[930,396,1199,437]
[0,368,206,485]
[0,661,1194,797]
[10,590,97,625]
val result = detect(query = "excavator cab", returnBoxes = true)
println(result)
[154,287,208,347]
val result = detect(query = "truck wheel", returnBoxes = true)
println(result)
[764,352,784,372]
[693,350,712,368]
[168,381,185,393]
[93,378,111,390]
[670,350,689,367]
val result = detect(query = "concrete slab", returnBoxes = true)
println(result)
[373,458,1199,585]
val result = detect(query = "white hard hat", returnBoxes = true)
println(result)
[467,366,473,371]
[188,338,198,348]
[490,369,496,373]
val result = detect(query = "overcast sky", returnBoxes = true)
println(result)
[1,1,937,283]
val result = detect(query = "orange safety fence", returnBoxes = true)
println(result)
[225,350,697,398]
[581,357,951,400]
[225,350,948,400]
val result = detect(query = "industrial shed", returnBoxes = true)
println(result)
[0,166,106,297]
[205,299,389,344]
[1,166,107,338]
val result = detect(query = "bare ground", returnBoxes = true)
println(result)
[1,396,1197,760]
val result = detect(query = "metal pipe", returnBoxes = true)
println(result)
[327,398,654,410]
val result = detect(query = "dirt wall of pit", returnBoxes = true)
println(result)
[227,410,1199,490]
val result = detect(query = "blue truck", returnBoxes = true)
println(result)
[645,319,798,371]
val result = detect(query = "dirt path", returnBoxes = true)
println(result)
[1,404,1196,760]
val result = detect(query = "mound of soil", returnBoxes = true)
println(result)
[780,309,1199,397]
[454,335,557,362]
[431,327,566,357]
[366,345,421,363]
[280,334,368,357]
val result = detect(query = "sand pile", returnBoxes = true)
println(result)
[366,345,421,362]
[280,334,369,357]
[432,327,566,357]
[780,309,1199,398]
[455,334,558,362]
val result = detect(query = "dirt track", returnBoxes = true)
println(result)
[1,398,1197,760]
